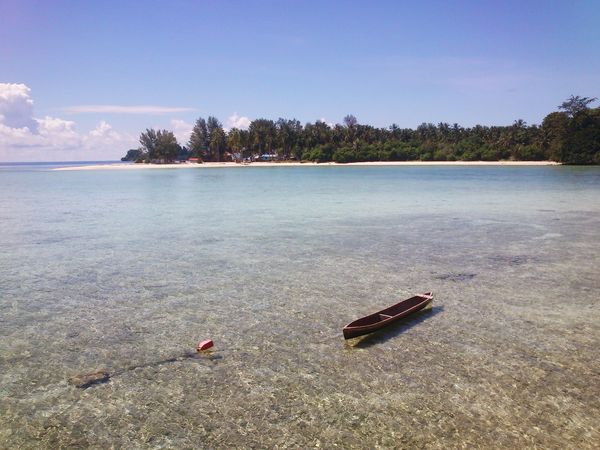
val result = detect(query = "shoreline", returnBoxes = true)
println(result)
[54,160,561,171]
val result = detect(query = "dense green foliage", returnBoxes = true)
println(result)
[187,116,226,161]
[128,96,600,164]
[121,148,143,162]
[138,129,181,163]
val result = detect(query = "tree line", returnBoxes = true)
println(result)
[122,96,600,165]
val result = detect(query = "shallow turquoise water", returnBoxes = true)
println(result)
[1,165,599,448]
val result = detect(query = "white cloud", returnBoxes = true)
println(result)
[0,83,38,131]
[319,117,335,128]
[226,112,251,130]
[170,119,193,146]
[85,121,128,146]
[63,105,195,114]
[88,120,113,137]
[0,83,136,161]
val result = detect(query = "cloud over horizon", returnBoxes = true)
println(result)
[0,83,137,161]
[63,105,196,115]
[0,83,38,131]
[226,113,251,130]
[170,119,193,146]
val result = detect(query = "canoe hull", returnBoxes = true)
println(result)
[343,292,434,339]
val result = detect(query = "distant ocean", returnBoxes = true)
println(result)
[0,160,122,170]
[1,164,599,448]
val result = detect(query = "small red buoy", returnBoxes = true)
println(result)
[196,339,214,351]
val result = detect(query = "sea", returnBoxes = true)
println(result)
[1,162,599,448]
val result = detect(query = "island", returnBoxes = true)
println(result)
[122,96,599,166]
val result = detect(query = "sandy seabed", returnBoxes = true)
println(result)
[54,160,560,171]
[3,163,598,449]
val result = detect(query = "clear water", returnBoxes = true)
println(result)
[1,165,599,448]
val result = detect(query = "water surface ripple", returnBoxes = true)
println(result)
[1,165,599,448]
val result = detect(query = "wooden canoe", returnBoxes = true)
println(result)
[343,292,434,339]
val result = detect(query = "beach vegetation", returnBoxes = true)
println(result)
[121,148,144,162]
[126,96,600,164]
[559,95,598,118]
[249,119,277,155]
[561,107,600,164]
[207,116,226,162]
[139,128,180,163]
[189,118,208,159]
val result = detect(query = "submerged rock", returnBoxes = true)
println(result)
[435,273,477,282]
[489,254,539,266]
[68,370,110,389]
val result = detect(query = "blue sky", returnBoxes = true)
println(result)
[1,0,599,161]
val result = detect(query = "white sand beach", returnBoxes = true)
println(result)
[54,160,560,171]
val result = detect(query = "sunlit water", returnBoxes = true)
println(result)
[1,164,599,448]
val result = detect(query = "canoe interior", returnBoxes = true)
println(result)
[347,294,431,327]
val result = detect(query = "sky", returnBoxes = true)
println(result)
[1,0,599,161]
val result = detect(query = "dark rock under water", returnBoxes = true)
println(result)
[68,351,222,389]
[68,370,110,389]
[434,272,477,282]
